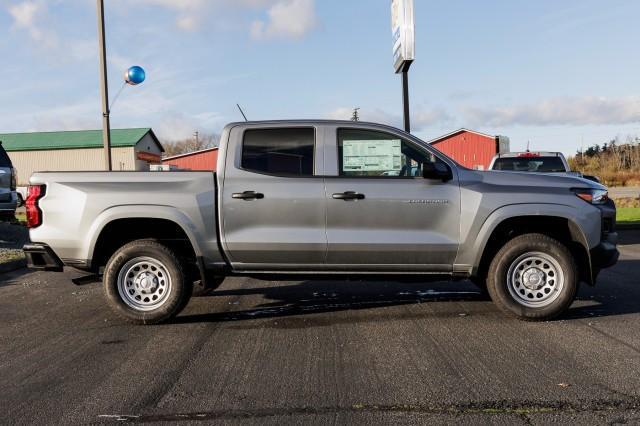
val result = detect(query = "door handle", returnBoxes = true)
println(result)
[332,191,365,201]
[232,191,264,200]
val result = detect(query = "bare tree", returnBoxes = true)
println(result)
[162,133,219,157]
[569,134,640,186]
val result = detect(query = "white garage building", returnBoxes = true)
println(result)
[0,128,164,187]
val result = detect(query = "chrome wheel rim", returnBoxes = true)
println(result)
[117,257,172,311]
[507,251,564,308]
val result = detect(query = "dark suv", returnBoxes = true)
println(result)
[0,141,18,220]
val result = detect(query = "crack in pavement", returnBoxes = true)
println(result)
[97,398,640,423]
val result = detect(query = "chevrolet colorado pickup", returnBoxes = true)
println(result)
[24,121,619,324]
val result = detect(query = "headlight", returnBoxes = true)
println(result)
[572,188,608,205]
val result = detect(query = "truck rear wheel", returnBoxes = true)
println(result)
[487,233,578,321]
[103,239,192,324]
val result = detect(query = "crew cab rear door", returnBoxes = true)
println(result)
[219,124,327,271]
[322,125,461,272]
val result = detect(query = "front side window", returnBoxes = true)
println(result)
[242,128,315,176]
[338,129,437,177]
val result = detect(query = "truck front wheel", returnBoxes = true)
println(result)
[104,239,192,324]
[487,233,578,321]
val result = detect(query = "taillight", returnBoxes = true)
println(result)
[26,185,46,228]
[10,168,16,191]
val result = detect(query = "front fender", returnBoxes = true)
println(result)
[456,203,600,274]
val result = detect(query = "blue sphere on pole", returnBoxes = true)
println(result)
[125,66,146,85]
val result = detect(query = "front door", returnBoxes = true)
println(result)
[324,127,461,272]
[220,126,327,270]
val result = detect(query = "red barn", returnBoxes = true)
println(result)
[429,129,509,170]
[162,148,219,171]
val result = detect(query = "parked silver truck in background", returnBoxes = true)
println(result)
[24,121,619,324]
[489,151,601,183]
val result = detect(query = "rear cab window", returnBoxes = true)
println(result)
[241,128,315,176]
[492,156,566,172]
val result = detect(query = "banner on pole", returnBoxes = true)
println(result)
[391,0,415,73]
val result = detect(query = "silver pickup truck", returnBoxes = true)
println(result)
[24,120,619,324]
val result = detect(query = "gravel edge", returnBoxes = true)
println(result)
[0,258,27,274]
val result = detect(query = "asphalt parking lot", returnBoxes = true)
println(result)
[1,232,640,425]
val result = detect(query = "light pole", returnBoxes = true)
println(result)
[400,62,412,133]
[391,0,415,133]
[96,0,111,170]
[96,1,146,171]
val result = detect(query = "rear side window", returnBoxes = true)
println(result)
[242,128,315,176]
[0,144,12,168]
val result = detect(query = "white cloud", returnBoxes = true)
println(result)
[8,0,58,48]
[152,111,224,142]
[131,0,208,31]
[462,96,640,127]
[251,0,317,40]
[327,106,452,131]
[128,0,317,38]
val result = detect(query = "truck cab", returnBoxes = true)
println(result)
[217,121,460,273]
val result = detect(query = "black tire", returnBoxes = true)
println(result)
[103,239,192,325]
[486,233,578,321]
[192,275,225,297]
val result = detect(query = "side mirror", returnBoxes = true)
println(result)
[422,162,453,182]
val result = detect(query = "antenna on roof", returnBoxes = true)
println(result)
[236,104,248,122]
[526,140,531,152]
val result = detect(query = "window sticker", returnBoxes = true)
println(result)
[342,139,402,172]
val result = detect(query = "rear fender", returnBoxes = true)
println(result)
[85,205,204,263]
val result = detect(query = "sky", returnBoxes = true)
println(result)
[0,0,639,155]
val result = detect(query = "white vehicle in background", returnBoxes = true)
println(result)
[489,151,601,183]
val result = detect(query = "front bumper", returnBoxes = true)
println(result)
[590,232,619,269]
[24,243,64,272]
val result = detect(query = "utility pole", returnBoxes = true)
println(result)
[96,0,112,171]
[194,131,199,145]
[351,108,360,122]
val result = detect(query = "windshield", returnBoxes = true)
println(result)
[0,145,12,168]
[492,156,566,173]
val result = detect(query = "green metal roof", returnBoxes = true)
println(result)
[0,128,162,152]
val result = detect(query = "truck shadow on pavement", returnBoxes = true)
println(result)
[174,258,640,326]
[175,280,487,326]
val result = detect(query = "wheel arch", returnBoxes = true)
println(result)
[86,206,203,272]
[467,206,594,285]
